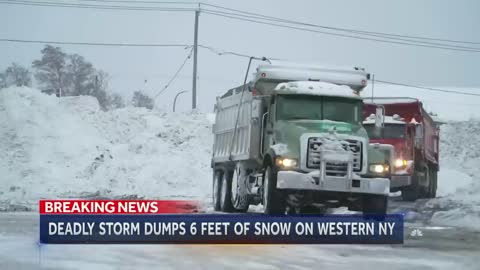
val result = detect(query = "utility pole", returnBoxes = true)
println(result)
[191,8,199,110]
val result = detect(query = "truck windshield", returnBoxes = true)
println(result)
[365,124,405,139]
[276,95,361,124]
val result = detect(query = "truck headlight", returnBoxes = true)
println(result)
[394,159,407,168]
[275,158,297,168]
[369,164,389,174]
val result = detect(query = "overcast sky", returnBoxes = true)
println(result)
[1,0,480,113]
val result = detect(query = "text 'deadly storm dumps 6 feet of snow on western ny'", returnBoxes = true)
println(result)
[39,200,404,244]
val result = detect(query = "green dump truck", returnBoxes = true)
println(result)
[211,63,392,215]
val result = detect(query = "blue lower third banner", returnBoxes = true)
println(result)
[40,214,404,244]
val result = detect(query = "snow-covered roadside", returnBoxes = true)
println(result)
[0,87,213,210]
[424,121,480,230]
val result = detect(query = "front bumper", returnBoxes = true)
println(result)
[276,170,390,196]
[390,174,412,188]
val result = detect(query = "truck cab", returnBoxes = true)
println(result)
[363,98,440,201]
[212,64,392,214]
[364,114,413,187]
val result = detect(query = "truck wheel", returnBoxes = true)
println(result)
[231,163,249,212]
[420,167,431,198]
[220,170,234,212]
[262,165,285,215]
[362,195,388,215]
[402,173,420,201]
[212,170,223,211]
[401,186,419,201]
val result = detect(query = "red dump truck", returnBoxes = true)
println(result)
[362,97,440,201]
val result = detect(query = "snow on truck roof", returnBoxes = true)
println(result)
[255,63,369,90]
[274,81,362,99]
[258,61,368,72]
[363,114,406,125]
[363,97,419,104]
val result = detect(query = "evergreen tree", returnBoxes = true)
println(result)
[131,91,154,109]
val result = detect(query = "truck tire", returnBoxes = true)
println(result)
[220,170,234,212]
[212,170,223,211]
[230,163,249,212]
[362,195,388,215]
[401,173,420,201]
[262,165,286,215]
[419,167,431,198]
[402,186,419,201]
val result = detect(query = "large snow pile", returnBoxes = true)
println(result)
[427,120,480,230]
[0,87,213,210]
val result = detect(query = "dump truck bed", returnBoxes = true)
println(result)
[212,86,264,163]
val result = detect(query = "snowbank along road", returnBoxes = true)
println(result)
[0,87,479,269]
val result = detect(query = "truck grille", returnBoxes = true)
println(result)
[325,162,349,177]
[345,139,362,172]
[307,137,362,172]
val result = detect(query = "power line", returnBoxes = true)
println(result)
[0,38,274,59]
[202,11,480,53]
[154,47,193,99]
[201,9,480,51]
[199,45,255,59]
[6,0,480,47]
[78,0,196,4]
[0,0,196,11]
[374,80,480,97]
[0,38,190,47]
[200,3,480,45]
[415,99,480,107]
[4,1,480,52]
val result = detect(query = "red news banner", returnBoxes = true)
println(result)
[39,200,200,214]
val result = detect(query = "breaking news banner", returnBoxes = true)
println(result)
[39,200,404,244]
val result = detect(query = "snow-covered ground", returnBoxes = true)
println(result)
[426,121,480,230]
[1,86,480,269]
[0,87,213,211]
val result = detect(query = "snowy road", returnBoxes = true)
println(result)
[1,203,479,270]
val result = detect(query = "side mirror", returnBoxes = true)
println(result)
[415,124,423,140]
[375,106,385,128]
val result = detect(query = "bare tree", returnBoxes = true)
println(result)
[131,91,154,110]
[32,45,68,96]
[1,63,32,87]
[66,54,95,96]
[31,45,122,111]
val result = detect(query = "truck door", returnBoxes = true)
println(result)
[265,96,276,152]
[261,96,275,156]
[405,125,415,160]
